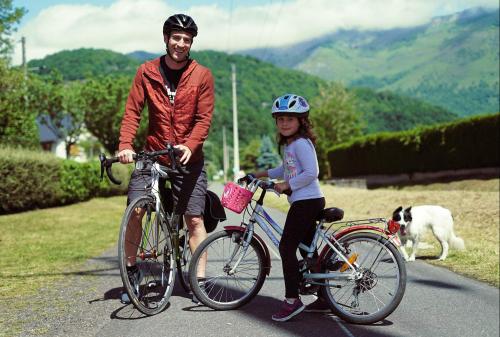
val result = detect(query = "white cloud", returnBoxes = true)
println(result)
[11,0,499,64]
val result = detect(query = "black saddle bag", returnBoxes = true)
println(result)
[204,189,227,233]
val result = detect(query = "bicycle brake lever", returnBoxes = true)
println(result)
[99,153,105,181]
[99,153,122,185]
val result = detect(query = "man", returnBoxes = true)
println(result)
[117,14,214,303]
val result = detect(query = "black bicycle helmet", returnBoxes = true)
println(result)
[163,14,198,37]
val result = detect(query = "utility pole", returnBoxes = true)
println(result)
[21,36,27,80]
[231,63,240,181]
[222,126,229,182]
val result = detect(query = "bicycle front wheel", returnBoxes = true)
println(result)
[118,195,176,315]
[320,232,406,324]
[188,230,267,310]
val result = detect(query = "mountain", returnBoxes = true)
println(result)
[28,48,141,81]
[242,7,500,116]
[27,48,458,167]
[127,50,160,62]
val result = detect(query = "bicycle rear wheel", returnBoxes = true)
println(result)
[118,195,176,315]
[320,232,406,324]
[188,230,267,310]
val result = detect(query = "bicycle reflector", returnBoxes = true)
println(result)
[387,219,400,234]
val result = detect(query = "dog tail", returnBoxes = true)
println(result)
[450,233,465,250]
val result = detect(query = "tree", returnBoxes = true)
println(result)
[29,71,86,158]
[0,0,26,58]
[256,135,281,170]
[81,75,148,154]
[60,81,87,158]
[0,58,38,147]
[240,137,261,171]
[311,83,363,178]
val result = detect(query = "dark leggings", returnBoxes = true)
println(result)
[279,197,325,298]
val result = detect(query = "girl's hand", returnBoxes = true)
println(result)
[274,182,291,194]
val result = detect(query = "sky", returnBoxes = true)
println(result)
[10,0,500,65]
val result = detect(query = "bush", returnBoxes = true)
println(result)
[0,147,131,214]
[328,113,499,177]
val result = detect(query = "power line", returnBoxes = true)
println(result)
[259,0,285,62]
[226,0,235,53]
[254,0,274,53]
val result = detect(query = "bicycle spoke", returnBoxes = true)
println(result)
[190,231,266,309]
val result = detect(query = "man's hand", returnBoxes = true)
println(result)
[274,182,291,194]
[174,144,192,165]
[118,149,135,164]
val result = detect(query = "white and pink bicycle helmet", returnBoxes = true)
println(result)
[271,94,310,117]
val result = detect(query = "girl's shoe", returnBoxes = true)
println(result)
[271,299,305,322]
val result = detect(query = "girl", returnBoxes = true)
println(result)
[252,94,325,322]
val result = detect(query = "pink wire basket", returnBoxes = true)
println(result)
[221,182,254,214]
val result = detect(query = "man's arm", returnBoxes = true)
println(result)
[118,65,146,163]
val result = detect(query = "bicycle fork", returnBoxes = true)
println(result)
[227,222,255,275]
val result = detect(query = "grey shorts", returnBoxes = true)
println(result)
[127,159,207,216]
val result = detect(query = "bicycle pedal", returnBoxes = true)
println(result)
[300,284,320,295]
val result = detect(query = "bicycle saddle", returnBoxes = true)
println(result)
[317,207,344,222]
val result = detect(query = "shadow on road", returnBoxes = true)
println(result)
[410,278,467,290]
[183,292,399,337]
[109,302,171,320]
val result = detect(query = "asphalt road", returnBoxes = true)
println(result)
[21,183,500,337]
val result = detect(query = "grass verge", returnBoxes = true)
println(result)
[0,196,126,337]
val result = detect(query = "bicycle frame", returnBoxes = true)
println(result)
[226,179,401,286]
[243,203,361,282]
[142,162,183,262]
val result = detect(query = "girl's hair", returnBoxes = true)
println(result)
[276,115,317,153]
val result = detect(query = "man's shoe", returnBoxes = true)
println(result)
[120,265,143,304]
[304,297,331,313]
[271,298,305,322]
[192,279,206,305]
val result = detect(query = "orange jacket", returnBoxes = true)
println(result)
[119,56,214,164]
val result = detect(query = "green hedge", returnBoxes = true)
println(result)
[327,113,500,177]
[0,147,131,214]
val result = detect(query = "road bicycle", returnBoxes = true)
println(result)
[99,144,192,315]
[188,176,406,324]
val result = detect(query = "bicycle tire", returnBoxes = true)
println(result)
[177,226,192,293]
[188,230,267,310]
[320,232,406,324]
[118,195,176,315]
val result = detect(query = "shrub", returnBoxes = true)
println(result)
[328,113,499,177]
[0,147,130,214]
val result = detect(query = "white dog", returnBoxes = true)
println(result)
[392,205,465,261]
